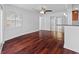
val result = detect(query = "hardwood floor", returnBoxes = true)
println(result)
[1,30,78,54]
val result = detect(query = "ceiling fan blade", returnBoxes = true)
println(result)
[45,10,52,12]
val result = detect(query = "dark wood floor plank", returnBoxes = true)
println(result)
[1,30,78,54]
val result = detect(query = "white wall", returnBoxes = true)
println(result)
[66,4,72,25]
[0,5,4,52]
[3,5,39,41]
[0,5,3,44]
[0,6,2,44]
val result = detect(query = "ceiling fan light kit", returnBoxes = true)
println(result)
[40,10,45,14]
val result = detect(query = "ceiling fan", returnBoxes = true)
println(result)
[40,7,52,14]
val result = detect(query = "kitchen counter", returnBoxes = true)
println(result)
[56,24,79,26]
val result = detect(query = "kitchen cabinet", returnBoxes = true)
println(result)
[72,10,78,21]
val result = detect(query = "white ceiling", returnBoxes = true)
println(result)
[13,4,68,12]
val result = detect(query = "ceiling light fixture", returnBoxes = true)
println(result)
[40,8,45,14]
[64,13,67,16]
[40,10,44,14]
